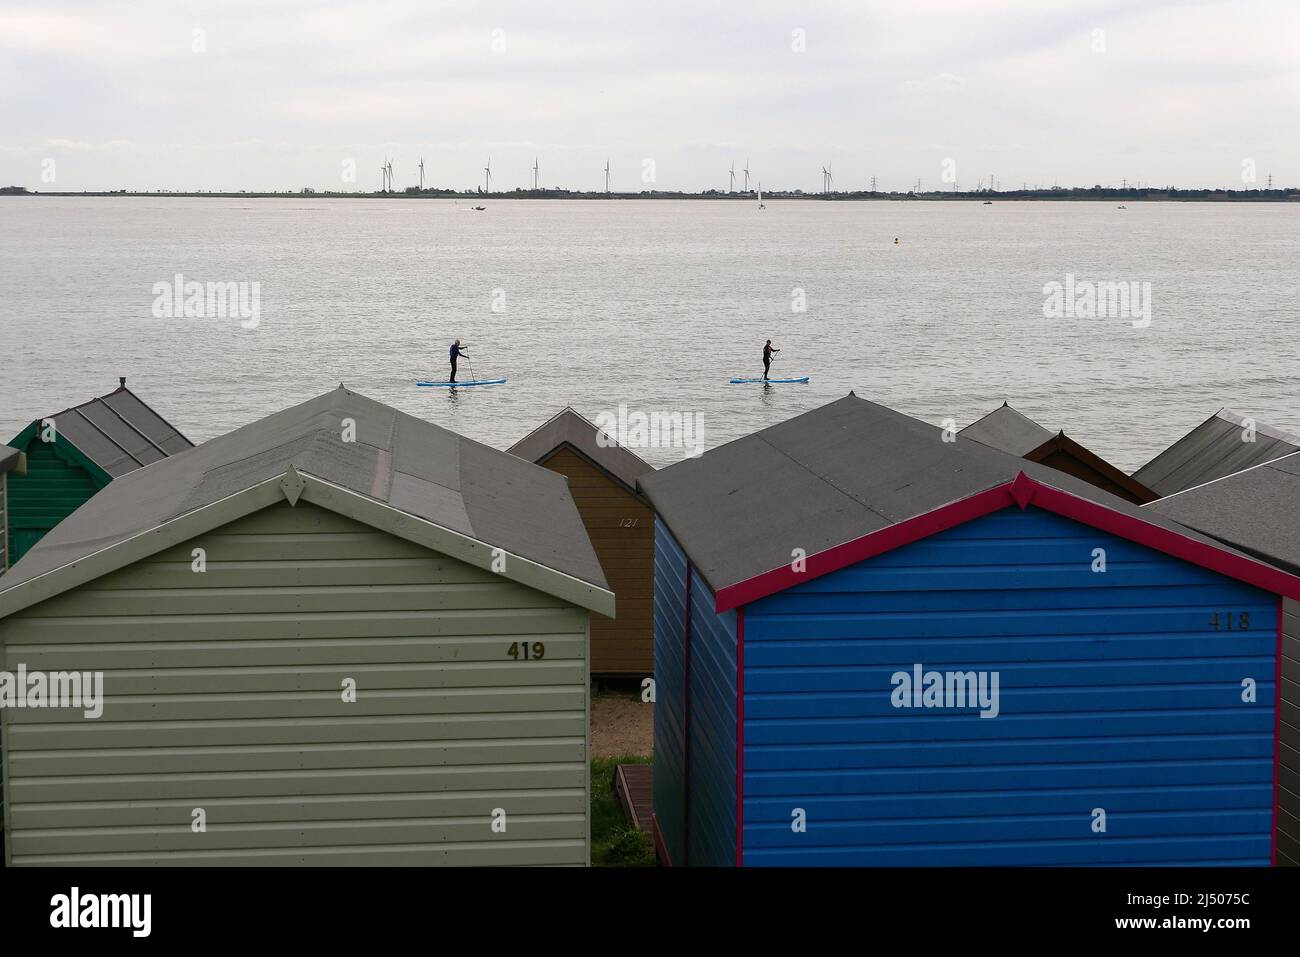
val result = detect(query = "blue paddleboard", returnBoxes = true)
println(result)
[729,375,809,384]
[417,378,507,388]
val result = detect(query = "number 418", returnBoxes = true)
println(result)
[1209,612,1249,631]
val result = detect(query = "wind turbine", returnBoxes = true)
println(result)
[532,156,539,190]
[418,158,425,191]
[822,164,833,194]
[604,159,610,194]
[484,157,492,194]
[743,159,750,192]
[729,160,735,193]
[386,159,394,192]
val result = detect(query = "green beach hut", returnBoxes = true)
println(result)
[3,378,192,567]
[0,444,27,572]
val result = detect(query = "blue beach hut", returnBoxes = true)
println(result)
[639,394,1300,866]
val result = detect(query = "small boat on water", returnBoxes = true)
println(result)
[758,183,765,209]
[983,200,993,205]
[1117,204,1128,209]
[472,206,486,211]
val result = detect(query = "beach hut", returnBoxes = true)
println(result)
[0,386,613,866]
[961,402,1155,504]
[4,378,192,566]
[1133,408,1300,498]
[1146,453,1300,866]
[509,407,655,675]
[0,444,26,573]
[639,393,1300,866]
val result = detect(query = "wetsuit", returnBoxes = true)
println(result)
[450,343,465,382]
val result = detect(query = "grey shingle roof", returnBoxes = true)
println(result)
[19,383,193,477]
[960,402,1054,456]
[1134,408,1300,498]
[1146,451,1300,576]
[508,407,655,493]
[0,387,608,595]
[637,393,1260,596]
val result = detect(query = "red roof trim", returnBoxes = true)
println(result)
[735,605,745,868]
[1273,594,1282,867]
[713,472,1300,613]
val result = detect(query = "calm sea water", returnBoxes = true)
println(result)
[1,197,1296,471]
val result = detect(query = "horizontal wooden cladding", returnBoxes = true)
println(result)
[10,737,586,776]
[3,686,586,724]
[744,783,1274,821]
[2,607,587,643]
[7,711,586,751]
[12,788,586,828]
[744,657,1274,694]
[1,660,585,700]
[591,623,652,672]
[743,758,1274,798]
[742,836,1272,867]
[744,809,1271,848]
[19,583,572,618]
[88,556,504,590]
[745,733,1272,771]
[4,634,585,670]
[746,708,1271,745]
[759,577,1265,607]
[745,685,1272,718]
[743,631,1275,667]
[744,605,1276,642]
[11,839,587,867]
[150,531,434,563]
[10,762,587,802]
[10,815,588,857]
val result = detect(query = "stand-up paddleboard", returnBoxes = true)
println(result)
[730,375,809,384]
[417,378,507,388]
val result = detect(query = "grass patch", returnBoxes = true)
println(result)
[591,755,655,867]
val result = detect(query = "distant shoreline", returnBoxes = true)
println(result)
[3,186,1298,202]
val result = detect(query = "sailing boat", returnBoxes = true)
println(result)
[758,182,766,209]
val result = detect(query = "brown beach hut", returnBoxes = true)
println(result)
[962,402,1156,504]
[510,407,655,675]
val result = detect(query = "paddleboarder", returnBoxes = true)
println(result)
[449,339,468,383]
[763,339,780,380]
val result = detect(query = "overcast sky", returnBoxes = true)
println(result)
[2,0,1297,193]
